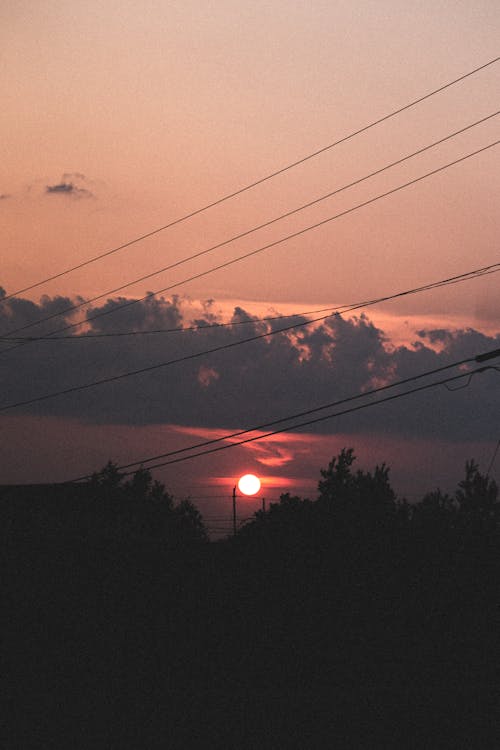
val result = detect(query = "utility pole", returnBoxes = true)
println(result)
[232,485,237,536]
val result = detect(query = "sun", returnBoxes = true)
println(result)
[237,474,261,496]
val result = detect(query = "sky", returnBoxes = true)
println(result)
[1,1,499,531]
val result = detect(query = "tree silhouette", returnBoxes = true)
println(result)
[317,446,357,507]
[172,498,208,544]
[316,448,398,540]
[455,459,499,530]
[412,488,457,535]
[90,459,123,489]
[84,460,207,546]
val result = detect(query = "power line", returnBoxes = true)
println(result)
[67,348,500,481]
[113,350,498,468]
[117,365,498,477]
[1,259,498,342]
[2,56,498,305]
[1,258,498,413]
[2,138,498,353]
[2,114,498,344]
[486,438,500,477]
[0,306,350,341]
[2,112,495,339]
[3,114,498,347]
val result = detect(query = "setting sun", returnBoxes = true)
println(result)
[237,474,261,496]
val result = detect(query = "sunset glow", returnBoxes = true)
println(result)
[0,1,498,498]
[3,8,498,740]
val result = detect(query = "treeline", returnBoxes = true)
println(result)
[3,451,499,747]
[0,461,207,549]
[238,447,500,570]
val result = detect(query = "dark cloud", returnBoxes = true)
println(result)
[0,292,77,337]
[85,293,182,333]
[45,173,93,198]
[46,182,73,194]
[0,193,10,200]
[0,289,498,445]
[45,182,92,198]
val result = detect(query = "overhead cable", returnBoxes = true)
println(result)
[486,438,500,477]
[2,56,498,305]
[1,137,498,353]
[67,349,499,480]
[1,259,498,342]
[118,367,498,475]
[1,258,499,413]
[68,349,500,483]
[0,262,500,412]
[2,111,497,340]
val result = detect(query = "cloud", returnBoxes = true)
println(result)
[170,425,326,479]
[0,292,77,336]
[85,293,182,333]
[45,182,92,198]
[0,290,498,446]
[45,173,93,198]
[46,182,74,194]
[0,193,10,200]
[240,439,297,468]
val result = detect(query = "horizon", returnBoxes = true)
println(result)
[1,1,498,519]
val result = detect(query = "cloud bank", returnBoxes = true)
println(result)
[0,289,498,445]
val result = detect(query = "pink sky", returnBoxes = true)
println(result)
[1,2,499,526]
[2,1,498,310]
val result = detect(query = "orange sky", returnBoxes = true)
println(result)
[2,1,499,320]
[1,2,499,510]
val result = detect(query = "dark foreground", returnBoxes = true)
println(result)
[3,454,500,748]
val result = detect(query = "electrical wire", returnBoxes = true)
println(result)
[1,259,498,342]
[2,56,497,306]
[1,257,499,414]
[0,306,353,341]
[115,365,497,477]
[1,137,498,353]
[66,348,500,481]
[486,438,500,477]
[2,113,496,336]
